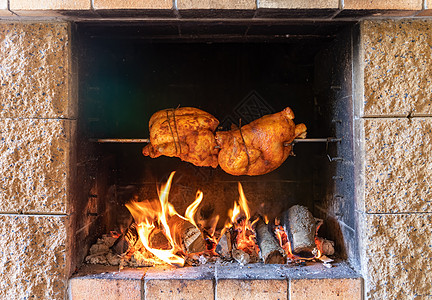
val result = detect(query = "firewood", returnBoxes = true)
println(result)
[255,218,287,264]
[315,237,335,256]
[232,249,250,265]
[168,215,206,254]
[281,205,317,254]
[111,222,139,255]
[149,228,169,249]
[216,231,232,259]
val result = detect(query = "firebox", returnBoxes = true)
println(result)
[72,20,359,273]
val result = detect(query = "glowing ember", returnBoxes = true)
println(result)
[110,230,122,239]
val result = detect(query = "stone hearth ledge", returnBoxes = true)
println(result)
[69,262,362,300]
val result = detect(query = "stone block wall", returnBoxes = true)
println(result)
[0,22,74,299]
[355,19,432,299]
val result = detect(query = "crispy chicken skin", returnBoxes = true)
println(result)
[215,107,307,176]
[142,107,220,168]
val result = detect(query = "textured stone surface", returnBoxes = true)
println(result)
[10,0,90,10]
[344,0,421,9]
[290,278,362,299]
[69,270,143,300]
[363,213,432,299]
[71,264,362,299]
[0,215,67,300]
[364,118,432,213]
[0,22,75,118]
[216,279,287,300]
[421,0,432,14]
[177,0,256,9]
[0,119,74,213]
[94,0,172,9]
[361,19,432,116]
[145,264,214,279]
[258,0,338,9]
[417,0,432,15]
[144,265,214,300]
[216,262,290,280]
[0,11,12,16]
[0,0,12,16]
[145,279,214,300]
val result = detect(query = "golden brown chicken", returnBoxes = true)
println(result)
[215,107,307,176]
[142,107,220,168]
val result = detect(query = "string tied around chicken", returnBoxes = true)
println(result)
[238,118,251,173]
[166,107,182,155]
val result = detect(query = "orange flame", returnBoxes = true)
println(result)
[275,225,294,258]
[225,183,259,256]
[237,182,250,220]
[230,202,241,225]
[225,183,251,227]
[275,224,322,260]
[185,190,203,228]
[125,171,204,266]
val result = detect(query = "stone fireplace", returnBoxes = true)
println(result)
[0,1,431,299]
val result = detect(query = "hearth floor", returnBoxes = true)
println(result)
[69,261,362,299]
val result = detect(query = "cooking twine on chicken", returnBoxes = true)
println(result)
[166,107,182,155]
[238,118,251,173]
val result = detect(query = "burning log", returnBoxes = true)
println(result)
[149,228,170,249]
[168,215,206,254]
[230,224,260,263]
[282,205,317,254]
[215,231,232,259]
[255,218,287,264]
[111,222,139,255]
[112,216,206,256]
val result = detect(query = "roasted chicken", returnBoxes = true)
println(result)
[215,107,307,176]
[142,107,220,168]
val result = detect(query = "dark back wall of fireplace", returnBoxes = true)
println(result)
[76,22,358,269]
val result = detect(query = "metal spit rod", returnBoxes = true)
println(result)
[91,137,341,145]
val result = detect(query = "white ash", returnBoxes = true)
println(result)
[198,255,208,265]
[85,234,164,267]
[85,234,121,266]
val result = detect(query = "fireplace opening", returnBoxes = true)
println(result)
[73,21,359,272]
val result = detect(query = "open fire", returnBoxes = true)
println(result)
[85,171,335,268]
